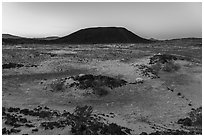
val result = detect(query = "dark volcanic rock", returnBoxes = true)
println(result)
[2,27,152,45]
[55,27,151,44]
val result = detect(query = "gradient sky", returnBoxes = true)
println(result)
[2,2,202,40]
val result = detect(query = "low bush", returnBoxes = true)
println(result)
[149,54,177,64]
[162,61,180,72]
[50,79,65,92]
[93,87,109,97]
[150,62,162,74]
[71,105,132,135]
[189,107,202,126]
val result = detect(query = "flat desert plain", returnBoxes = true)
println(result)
[2,38,202,135]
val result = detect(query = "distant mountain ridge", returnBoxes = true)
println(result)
[43,36,59,40]
[2,27,152,45]
[2,34,23,39]
[2,34,59,40]
[2,28,202,45]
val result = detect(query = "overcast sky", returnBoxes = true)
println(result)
[2,2,202,40]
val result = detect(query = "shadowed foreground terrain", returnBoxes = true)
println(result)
[2,38,202,135]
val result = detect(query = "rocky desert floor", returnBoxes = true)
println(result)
[2,39,202,135]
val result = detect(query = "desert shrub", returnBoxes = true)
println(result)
[177,117,192,126]
[50,79,65,92]
[137,116,150,124]
[73,105,93,118]
[189,107,202,126]
[71,74,127,90]
[177,107,202,128]
[100,123,129,135]
[150,60,180,73]
[93,87,109,97]
[138,65,159,78]
[149,54,177,64]
[150,62,162,74]
[70,105,131,135]
[162,61,180,72]
[38,105,132,135]
[71,105,94,135]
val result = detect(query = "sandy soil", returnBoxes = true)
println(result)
[2,42,202,135]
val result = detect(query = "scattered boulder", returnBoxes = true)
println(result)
[167,87,174,92]
[32,128,38,132]
[130,78,144,84]
[177,92,181,96]
[44,106,49,110]
[64,78,77,86]
[135,78,144,83]
[79,74,86,77]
